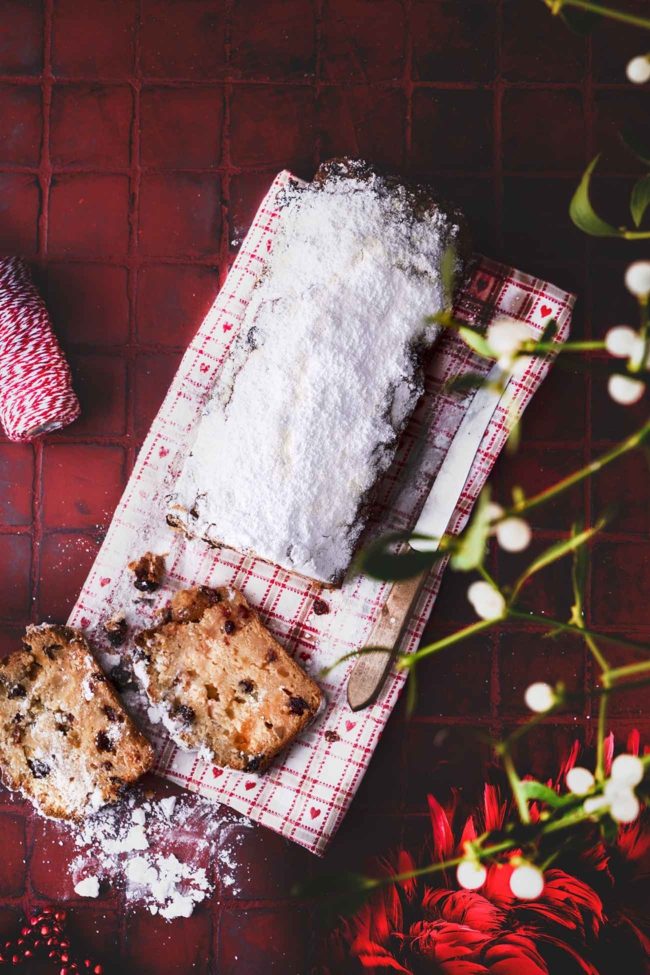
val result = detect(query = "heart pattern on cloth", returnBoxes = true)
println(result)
[245,781,256,791]
[199,362,210,373]
[99,577,110,588]
[223,323,233,332]
[159,446,169,458]
[212,767,223,778]
[299,651,311,662]
[80,617,90,628]
[309,807,321,820]
[345,720,356,732]
[540,304,553,318]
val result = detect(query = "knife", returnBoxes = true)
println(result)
[346,363,507,711]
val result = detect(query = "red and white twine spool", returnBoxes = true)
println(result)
[0,257,80,442]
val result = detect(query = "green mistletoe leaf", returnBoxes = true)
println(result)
[519,780,563,807]
[570,156,621,238]
[457,325,494,359]
[357,532,446,582]
[630,174,650,228]
[540,318,559,344]
[450,489,492,572]
[440,243,458,308]
[444,371,491,394]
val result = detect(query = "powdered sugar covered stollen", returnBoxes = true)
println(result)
[69,170,574,855]
[0,257,80,441]
[169,167,463,583]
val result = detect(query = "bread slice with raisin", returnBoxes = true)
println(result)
[132,586,323,772]
[0,624,154,820]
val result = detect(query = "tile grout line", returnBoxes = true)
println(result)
[489,0,504,736]
[209,0,235,964]
[583,29,597,741]
[30,0,56,629]
[403,0,413,167]
[0,72,639,91]
[123,2,144,479]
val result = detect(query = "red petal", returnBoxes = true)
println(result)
[482,784,507,832]
[397,850,417,901]
[482,931,548,975]
[352,937,413,973]
[603,732,615,775]
[427,794,455,860]
[627,728,641,756]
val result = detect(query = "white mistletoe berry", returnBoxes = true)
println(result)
[509,863,544,900]
[626,55,650,84]
[467,581,506,621]
[496,517,532,553]
[487,318,535,359]
[456,860,487,890]
[566,766,595,796]
[625,261,650,297]
[486,502,505,522]
[524,682,555,714]
[611,753,644,787]
[605,326,641,358]
[608,374,645,406]
[610,789,641,824]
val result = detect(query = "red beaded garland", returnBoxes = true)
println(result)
[0,908,103,973]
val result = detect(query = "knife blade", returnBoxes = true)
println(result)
[346,363,507,711]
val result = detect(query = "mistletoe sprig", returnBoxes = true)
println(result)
[310,259,650,911]
[313,259,650,902]
[299,1,650,917]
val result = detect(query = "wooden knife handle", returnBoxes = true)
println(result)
[346,568,429,711]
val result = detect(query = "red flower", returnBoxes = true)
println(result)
[326,733,649,975]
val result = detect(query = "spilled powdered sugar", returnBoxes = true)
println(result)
[170,162,462,582]
[68,789,252,920]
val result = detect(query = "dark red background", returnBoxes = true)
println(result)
[0,1,648,972]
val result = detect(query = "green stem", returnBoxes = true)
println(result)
[508,609,650,656]
[544,806,595,834]
[399,618,496,668]
[507,419,650,519]
[374,837,517,890]
[546,0,650,29]
[509,520,604,606]
[526,340,606,353]
[584,632,609,674]
[501,749,531,824]
[596,690,608,782]
[608,659,650,682]
[629,296,649,376]
[623,230,650,239]
[477,563,499,587]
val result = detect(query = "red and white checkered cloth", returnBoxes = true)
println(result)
[69,172,574,855]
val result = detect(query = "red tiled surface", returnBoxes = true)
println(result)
[0,3,647,972]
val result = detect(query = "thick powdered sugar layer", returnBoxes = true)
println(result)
[172,172,459,582]
[69,790,251,920]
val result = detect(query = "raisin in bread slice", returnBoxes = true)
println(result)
[0,624,154,820]
[133,586,323,772]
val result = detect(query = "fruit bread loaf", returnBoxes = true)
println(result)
[132,586,323,772]
[0,624,154,819]
[167,158,469,585]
